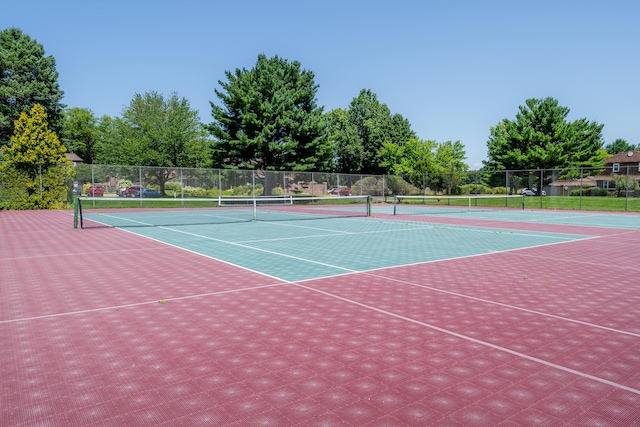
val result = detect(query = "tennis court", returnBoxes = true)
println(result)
[1,201,639,426]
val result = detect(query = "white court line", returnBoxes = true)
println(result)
[151,226,357,273]
[522,213,639,228]
[0,245,170,262]
[236,218,586,244]
[136,226,638,344]
[294,282,640,396]
[0,282,285,324]
[86,210,250,226]
[494,214,636,229]
[29,213,640,395]
[115,227,292,283]
[388,208,638,229]
[361,269,640,338]
[149,220,586,277]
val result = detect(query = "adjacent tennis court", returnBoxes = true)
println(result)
[1,201,639,426]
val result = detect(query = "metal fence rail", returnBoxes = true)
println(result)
[2,162,639,212]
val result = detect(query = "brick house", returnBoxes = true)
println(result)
[594,150,640,191]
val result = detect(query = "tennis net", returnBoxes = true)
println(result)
[393,194,523,216]
[74,195,370,228]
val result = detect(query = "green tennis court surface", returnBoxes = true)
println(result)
[379,204,640,229]
[85,212,591,282]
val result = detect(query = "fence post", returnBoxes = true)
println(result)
[382,175,386,202]
[626,164,630,212]
[579,168,583,210]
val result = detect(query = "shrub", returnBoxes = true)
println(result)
[491,186,508,195]
[570,186,608,196]
[384,176,420,196]
[182,186,203,197]
[117,179,132,188]
[165,181,182,193]
[459,183,491,195]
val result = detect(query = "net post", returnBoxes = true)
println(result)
[393,195,397,215]
[73,197,79,229]
[521,195,525,210]
[367,195,371,216]
[253,198,257,221]
[75,197,84,229]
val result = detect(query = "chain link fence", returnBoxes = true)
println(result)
[2,162,639,212]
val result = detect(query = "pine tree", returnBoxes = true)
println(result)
[0,28,65,146]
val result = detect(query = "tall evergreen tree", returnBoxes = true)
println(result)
[486,97,605,171]
[209,54,332,173]
[0,28,65,147]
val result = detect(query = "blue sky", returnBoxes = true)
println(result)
[4,0,639,168]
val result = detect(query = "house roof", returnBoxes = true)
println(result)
[548,177,596,187]
[593,174,640,181]
[604,150,640,164]
[65,153,83,163]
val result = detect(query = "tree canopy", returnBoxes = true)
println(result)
[379,138,467,193]
[604,138,637,155]
[0,28,64,147]
[94,91,210,195]
[485,97,605,172]
[96,91,209,168]
[62,107,99,164]
[209,54,332,172]
[329,89,416,175]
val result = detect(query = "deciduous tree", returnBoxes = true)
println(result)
[331,89,415,174]
[62,107,99,164]
[380,138,468,193]
[379,137,437,190]
[0,103,72,208]
[434,140,468,194]
[95,91,210,194]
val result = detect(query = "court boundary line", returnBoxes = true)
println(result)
[293,282,640,396]
[383,208,639,230]
[127,219,589,274]
[11,214,640,397]
[90,220,631,343]
[113,227,294,283]
[235,219,588,244]
[117,223,633,342]
[152,226,357,274]
[358,268,640,338]
[284,233,640,339]
[0,282,285,324]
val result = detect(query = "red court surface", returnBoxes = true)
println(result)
[1,209,640,426]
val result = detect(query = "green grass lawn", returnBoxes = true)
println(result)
[397,195,639,213]
[523,195,639,212]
